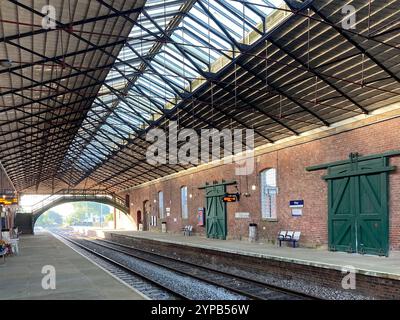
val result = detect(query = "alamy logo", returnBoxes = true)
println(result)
[41,5,57,30]
[146,121,255,175]
[341,265,356,290]
[341,5,357,30]
[41,265,56,290]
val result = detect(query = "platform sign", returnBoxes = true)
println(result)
[0,198,18,205]
[289,200,304,208]
[223,193,240,202]
[235,212,250,219]
[291,208,303,216]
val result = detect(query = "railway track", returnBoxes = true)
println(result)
[93,238,317,300]
[54,230,318,300]
[52,231,186,300]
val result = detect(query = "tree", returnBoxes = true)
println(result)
[64,202,111,226]
[36,210,63,227]
[104,212,114,222]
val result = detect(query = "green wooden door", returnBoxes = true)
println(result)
[205,184,227,240]
[327,156,390,256]
[328,164,356,253]
[355,159,389,255]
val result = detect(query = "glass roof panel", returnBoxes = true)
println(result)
[64,0,286,171]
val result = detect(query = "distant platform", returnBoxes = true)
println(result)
[100,230,400,299]
[0,232,145,300]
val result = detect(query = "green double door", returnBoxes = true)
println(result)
[204,183,227,240]
[327,157,391,256]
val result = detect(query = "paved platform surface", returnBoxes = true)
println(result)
[0,232,144,300]
[107,231,400,280]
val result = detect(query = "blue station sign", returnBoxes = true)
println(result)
[289,200,304,208]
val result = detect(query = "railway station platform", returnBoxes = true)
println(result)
[98,230,400,299]
[0,232,145,300]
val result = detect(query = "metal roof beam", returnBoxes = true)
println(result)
[310,4,400,84]
[141,10,276,142]
[0,63,113,97]
[1,38,125,75]
[268,39,369,114]
[1,3,145,43]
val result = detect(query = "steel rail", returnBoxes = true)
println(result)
[90,236,320,300]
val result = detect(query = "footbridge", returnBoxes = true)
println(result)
[14,189,129,234]
[25,189,129,223]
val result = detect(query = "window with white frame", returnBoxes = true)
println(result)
[158,191,164,219]
[181,186,188,219]
[260,168,277,219]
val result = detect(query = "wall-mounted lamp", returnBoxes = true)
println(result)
[189,194,193,198]
[251,185,257,191]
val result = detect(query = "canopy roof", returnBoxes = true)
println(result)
[0,0,399,193]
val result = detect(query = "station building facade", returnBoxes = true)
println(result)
[120,105,400,254]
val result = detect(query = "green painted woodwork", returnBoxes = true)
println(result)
[199,180,237,189]
[325,154,394,256]
[306,150,400,172]
[202,182,230,240]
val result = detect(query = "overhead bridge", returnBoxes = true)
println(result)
[15,190,130,233]
[31,189,129,222]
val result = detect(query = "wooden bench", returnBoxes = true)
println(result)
[278,231,301,248]
[182,225,193,236]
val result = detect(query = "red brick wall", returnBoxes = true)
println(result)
[119,117,400,250]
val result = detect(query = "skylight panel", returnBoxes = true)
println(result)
[68,0,287,176]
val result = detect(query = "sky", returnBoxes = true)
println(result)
[20,195,77,217]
